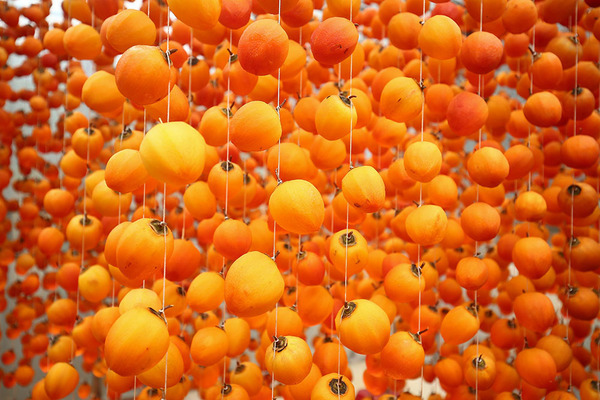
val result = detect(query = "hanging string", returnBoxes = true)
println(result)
[417,0,428,398]
[160,7,172,399]
[295,235,301,307]
[271,2,284,400]
[179,29,195,241]
[338,4,355,392]
[473,1,486,398]
[224,29,234,219]
[565,3,580,391]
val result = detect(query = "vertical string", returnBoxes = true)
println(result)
[161,6,172,398]
[338,5,354,392]
[220,32,235,399]
[225,29,233,218]
[298,28,303,103]
[271,3,283,400]
[474,2,485,399]
[181,30,194,242]
[141,0,153,292]
[565,2,580,392]
[418,0,428,398]
[295,241,301,308]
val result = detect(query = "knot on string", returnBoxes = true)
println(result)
[275,98,287,112]
[159,304,174,314]
[226,48,238,63]
[271,250,280,261]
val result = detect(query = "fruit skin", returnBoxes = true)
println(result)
[237,19,289,76]
[269,179,325,235]
[341,166,385,213]
[264,336,313,384]
[230,101,282,152]
[115,218,174,280]
[334,299,391,355]
[139,121,206,187]
[104,307,170,376]
[44,362,79,400]
[115,45,171,105]
[224,251,285,317]
[310,17,358,66]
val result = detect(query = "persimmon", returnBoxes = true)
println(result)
[78,265,111,303]
[456,257,489,290]
[466,147,509,187]
[63,24,102,60]
[213,219,252,260]
[564,286,600,321]
[514,292,556,332]
[139,121,206,187]
[388,13,421,50]
[265,336,312,385]
[502,0,538,33]
[384,263,426,303]
[269,180,325,235]
[515,348,557,389]
[105,9,156,53]
[311,374,355,400]
[229,362,263,396]
[461,202,501,242]
[381,331,425,380]
[190,326,228,367]
[418,15,462,60]
[511,236,552,279]
[504,144,535,180]
[237,19,289,76]
[65,214,103,251]
[47,335,76,363]
[329,229,369,276]
[447,91,489,136]
[105,149,148,194]
[341,166,385,213]
[557,182,598,218]
[168,0,221,31]
[44,362,79,400]
[138,341,184,388]
[560,135,600,170]
[464,354,496,390]
[523,91,562,127]
[380,77,423,123]
[115,218,174,280]
[335,299,390,355]
[404,141,442,183]
[461,32,503,74]
[231,101,282,152]
[440,303,480,345]
[224,251,284,317]
[315,94,358,141]
[115,45,171,106]
[105,307,170,376]
[311,17,358,66]
[405,205,448,246]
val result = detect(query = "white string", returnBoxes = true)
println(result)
[162,7,172,398]
[338,5,355,395]
[566,5,580,392]
[418,1,427,397]
[272,2,283,399]
[474,3,484,398]
[225,29,233,218]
